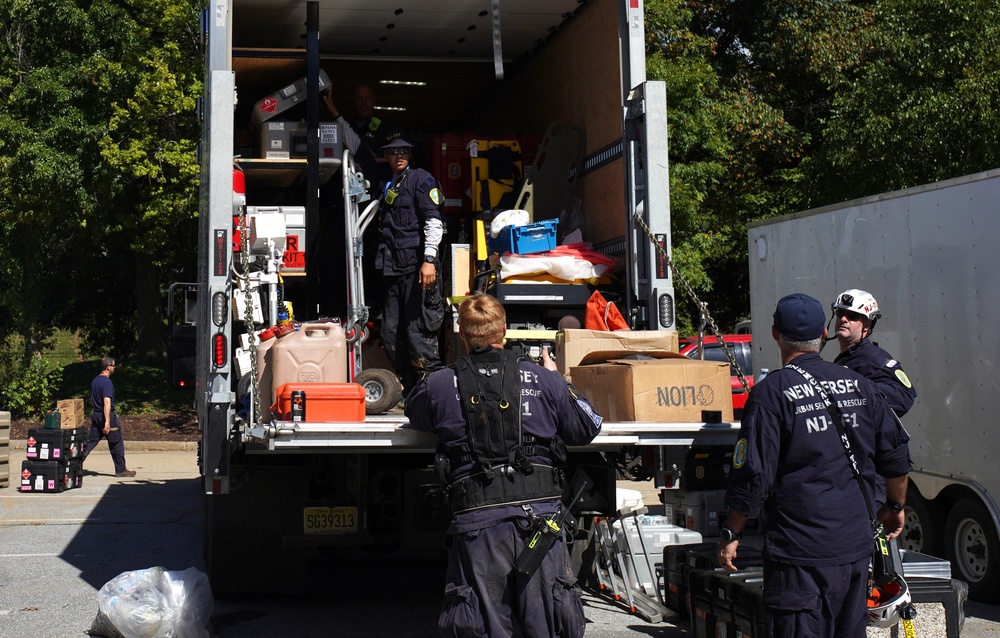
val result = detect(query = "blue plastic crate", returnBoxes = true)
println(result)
[489,218,558,255]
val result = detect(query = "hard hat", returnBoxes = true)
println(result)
[832,289,882,322]
[867,574,912,627]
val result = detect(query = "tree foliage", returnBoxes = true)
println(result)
[651,0,1000,332]
[0,0,201,362]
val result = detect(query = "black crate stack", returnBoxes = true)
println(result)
[19,426,87,493]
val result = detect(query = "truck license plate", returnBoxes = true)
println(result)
[303,506,358,535]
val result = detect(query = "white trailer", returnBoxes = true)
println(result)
[747,168,1000,602]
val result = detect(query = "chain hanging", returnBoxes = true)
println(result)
[238,200,263,426]
[630,211,752,396]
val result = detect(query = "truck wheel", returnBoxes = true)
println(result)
[901,486,942,557]
[944,497,1000,602]
[356,368,403,414]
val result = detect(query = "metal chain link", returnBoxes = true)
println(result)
[630,211,752,395]
[238,200,262,426]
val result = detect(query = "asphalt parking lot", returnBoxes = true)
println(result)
[1,446,998,637]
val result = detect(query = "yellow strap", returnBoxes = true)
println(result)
[901,618,917,638]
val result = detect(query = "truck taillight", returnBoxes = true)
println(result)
[212,291,227,326]
[213,333,227,367]
[658,293,675,328]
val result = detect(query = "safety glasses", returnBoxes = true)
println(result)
[385,148,412,156]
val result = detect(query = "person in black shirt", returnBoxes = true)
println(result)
[831,288,916,417]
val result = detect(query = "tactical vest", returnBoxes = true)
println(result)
[443,348,563,513]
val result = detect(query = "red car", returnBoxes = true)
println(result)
[679,334,754,418]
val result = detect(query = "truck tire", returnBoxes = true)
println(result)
[901,486,942,557]
[944,497,1000,602]
[356,368,403,414]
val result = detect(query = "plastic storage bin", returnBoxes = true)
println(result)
[273,383,366,422]
[489,218,558,255]
[25,427,86,462]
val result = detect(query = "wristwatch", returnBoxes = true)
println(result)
[423,255,437,264]
[720,527,743,543]
[886,501,905,512]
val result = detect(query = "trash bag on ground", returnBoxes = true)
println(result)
[87,566,213,638]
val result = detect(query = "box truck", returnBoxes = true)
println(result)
[192,0,736,595]
[748,169,1000,602]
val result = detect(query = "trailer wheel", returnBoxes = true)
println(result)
[356,368,403,414]
[901,486,942,557]
[945,497,1000,602]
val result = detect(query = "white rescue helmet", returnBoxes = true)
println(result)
[867,574,912,627]
[832,289,882,323]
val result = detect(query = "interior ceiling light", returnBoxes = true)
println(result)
[379,80,427,87]
[375,106,406,112]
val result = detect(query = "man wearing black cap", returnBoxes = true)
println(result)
[375,136,445,391]
[717,293,911,637]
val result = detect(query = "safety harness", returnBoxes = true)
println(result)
[440,347,563,513]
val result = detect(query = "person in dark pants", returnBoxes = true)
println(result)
[831,288,916,417]
[718,293,910,637]
[83,357,136,477]
[405,293,603,637]
[375,136,445,392]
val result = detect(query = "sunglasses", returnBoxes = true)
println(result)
[384,148,412,156]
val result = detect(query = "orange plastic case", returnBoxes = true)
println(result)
[272,383,366,422]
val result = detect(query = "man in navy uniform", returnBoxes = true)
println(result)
[405,292,602,638]
[717,293,910,637]
[83,357,136,477]
[831,289,916,417]
[376,136,445,390]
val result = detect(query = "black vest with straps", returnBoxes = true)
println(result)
[443,348,563,513]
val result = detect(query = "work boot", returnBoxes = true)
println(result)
[115,469,137,478]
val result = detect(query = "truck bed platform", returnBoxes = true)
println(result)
[254,418,740,452]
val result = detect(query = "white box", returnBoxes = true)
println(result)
[250,213,287,252]
[232,288,263,324]
[251,69,332,127]
[234,348,252,378]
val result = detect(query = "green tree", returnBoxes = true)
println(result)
[0,0,201,362]
[810,0,1000,200]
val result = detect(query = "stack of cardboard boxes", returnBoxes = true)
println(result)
[557,328,733,422]
[19,398,87,493]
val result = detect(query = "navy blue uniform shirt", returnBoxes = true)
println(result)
[725,353,911,566]
[405,349,603,532]
[834,337,916,417]
[376,167,443,276]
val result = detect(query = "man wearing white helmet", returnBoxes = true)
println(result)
[831,289,916,417]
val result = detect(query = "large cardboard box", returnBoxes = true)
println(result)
[556,329,678,378]
[570,352,733,422]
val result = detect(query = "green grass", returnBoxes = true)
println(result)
[46,330,194,415]
[58,359,194,414]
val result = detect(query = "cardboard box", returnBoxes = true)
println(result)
[556,329,679,378]
[56,399,86,429]
[570,352,733,422]
[56,399,84,415]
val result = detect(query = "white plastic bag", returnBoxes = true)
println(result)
[489,209,530,238]
[89,566,213,638]
[499,253,608,282]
